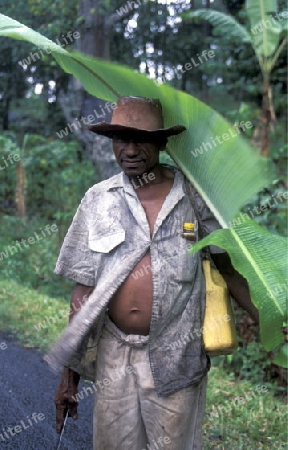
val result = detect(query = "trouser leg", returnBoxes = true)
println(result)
[93,322,148,450]
[140,374,207,450]
[93,317,207,450]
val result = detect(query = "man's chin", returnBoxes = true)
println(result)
[122,166,147,177]
[121,163,157,178]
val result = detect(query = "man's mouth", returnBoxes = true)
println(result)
[121,159,145,167]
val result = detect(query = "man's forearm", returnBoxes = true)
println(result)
[61,366,81,387]
[221,271,259,323]
[211,252,259,323]
[65,283,95,379]
[69,283,95,322]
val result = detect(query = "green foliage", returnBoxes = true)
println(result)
[0,15,273,224]
[204,367,287,449]
[207,371,286,447]
[112,0,208,94]
[218,338,287,394]
[0,133,96,237]
[0,278,69,349]
[0,215,73,299]
[225,105,287,236]
[0,133,96,298]
[183,8,252,43]
[1,13,287,367]
[185,0,287,72]
[247,0,283,58]
[182,1,287,80]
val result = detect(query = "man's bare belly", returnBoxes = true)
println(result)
[108,251,153,335]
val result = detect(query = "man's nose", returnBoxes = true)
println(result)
[124,142,139,156]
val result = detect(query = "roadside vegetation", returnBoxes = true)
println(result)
[0,193,286,449]
[0,1,286,447]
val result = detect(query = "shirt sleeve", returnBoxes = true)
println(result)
[193,189,226,254]
[54,196,96,286]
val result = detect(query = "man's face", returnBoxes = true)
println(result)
[112,137,160,177]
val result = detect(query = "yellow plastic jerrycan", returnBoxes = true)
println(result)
[202,259,238,356]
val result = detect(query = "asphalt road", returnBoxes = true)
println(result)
[0,333,94,450]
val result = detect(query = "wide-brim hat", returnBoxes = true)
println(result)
[88,96,186,140]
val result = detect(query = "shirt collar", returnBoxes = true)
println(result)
[106,164,185,198]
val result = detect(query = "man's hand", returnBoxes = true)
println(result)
[54,283,92,433]
[54,367,80,434]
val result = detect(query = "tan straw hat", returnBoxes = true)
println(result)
[88,96,186,140]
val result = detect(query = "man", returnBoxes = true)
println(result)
[54,96,258,450]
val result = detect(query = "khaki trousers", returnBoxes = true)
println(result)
[93,316,207,450]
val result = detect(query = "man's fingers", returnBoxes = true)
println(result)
[55,405,78,433]
[68,408,78,420]
[56,405,67,434]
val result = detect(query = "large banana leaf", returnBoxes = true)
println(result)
[182,9,252,43]
[247,0,282,57]
[1,14,287,366]
[0,14,273,227]
[191,217,288,367]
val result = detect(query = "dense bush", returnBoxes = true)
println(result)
[0,133,97,239]
[0,215,73,299]
[0,133,97,298]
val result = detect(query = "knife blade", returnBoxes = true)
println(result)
[56,410,68,450]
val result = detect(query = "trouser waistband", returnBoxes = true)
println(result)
[104,314,149,347]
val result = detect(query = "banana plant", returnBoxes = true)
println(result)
[0,13,286,366]
[182,0,288,157]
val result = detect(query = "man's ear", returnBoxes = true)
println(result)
[158,138,168,151]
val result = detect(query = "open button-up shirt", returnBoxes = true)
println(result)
[53,165,223,396]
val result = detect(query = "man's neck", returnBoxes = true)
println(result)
[129,164,174,190]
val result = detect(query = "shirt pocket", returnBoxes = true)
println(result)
[88,229,126,274]
[88,231,126,253]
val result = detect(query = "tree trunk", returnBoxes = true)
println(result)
[251,75,276,157]
[15,160,26,219]
[260,77,276,157]
[58,0,119,181]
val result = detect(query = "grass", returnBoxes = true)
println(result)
[0,279,68,349]
[204,367,287,449]
[0,278,286,450]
